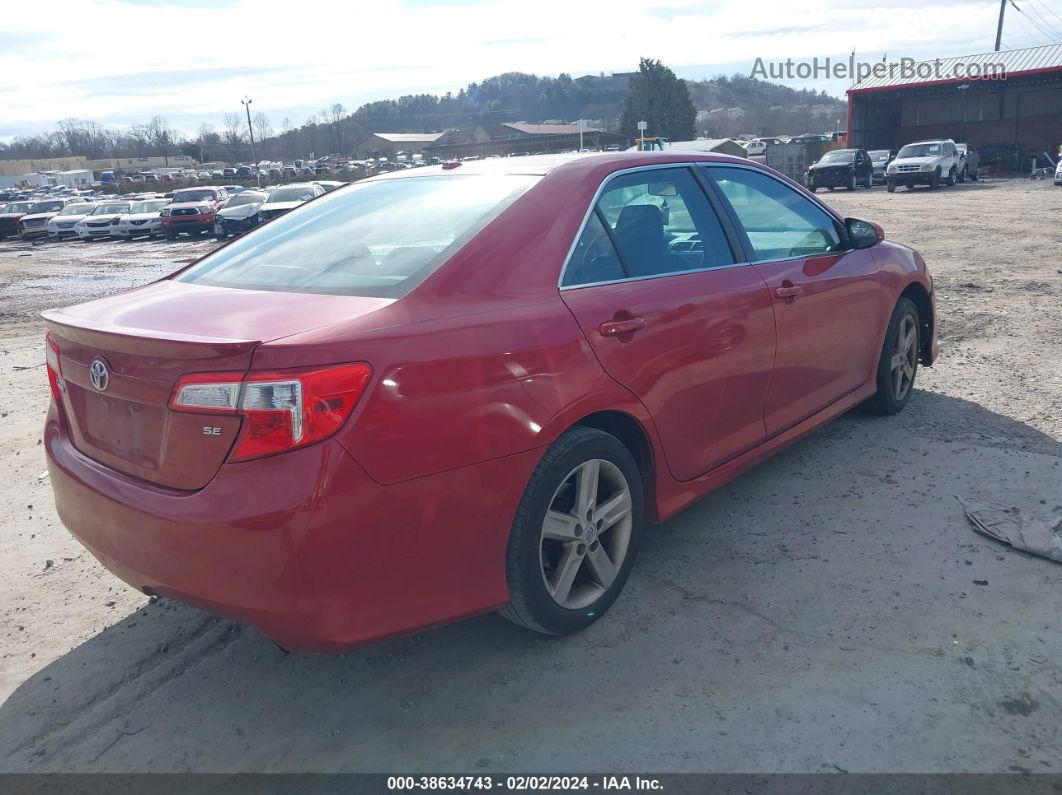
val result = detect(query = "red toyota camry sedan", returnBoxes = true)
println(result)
[42,153,937,651]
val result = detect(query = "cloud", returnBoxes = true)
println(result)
[0,0,1049,140]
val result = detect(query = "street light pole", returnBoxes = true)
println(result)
[241,96,260,187]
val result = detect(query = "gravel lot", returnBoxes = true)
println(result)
[0,179,1060,773]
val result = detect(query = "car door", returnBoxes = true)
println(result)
[703,165,886,436]
[855,150,871,184]
[559,166,776,481]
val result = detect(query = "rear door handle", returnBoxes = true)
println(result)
[774,284,802,300]
[599,316,647,337]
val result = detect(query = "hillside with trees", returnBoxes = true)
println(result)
[0,68,846,163]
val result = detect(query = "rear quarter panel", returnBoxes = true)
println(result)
[252,298,645,486]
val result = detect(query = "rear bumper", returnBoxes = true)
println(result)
[45,404,536,651]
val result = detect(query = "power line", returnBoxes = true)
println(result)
[1009,0,1061,43]
[1022,0,1062,36]
[1028,0,1062,29]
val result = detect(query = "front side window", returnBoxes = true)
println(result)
[707,167,843,261]
[177,175,536,298]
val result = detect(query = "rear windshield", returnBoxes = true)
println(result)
[818,150,855,164]
[176,175,536,298]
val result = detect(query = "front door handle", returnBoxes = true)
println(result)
[599,316,647,337]
[774,283,802,301]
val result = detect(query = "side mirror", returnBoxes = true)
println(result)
[846,217,883,249]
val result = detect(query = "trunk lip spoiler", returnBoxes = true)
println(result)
[41,309,260,357]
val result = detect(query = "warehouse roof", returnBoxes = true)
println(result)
[849,43,1062,92]
[365,132,448,143]
[502,122,602,135]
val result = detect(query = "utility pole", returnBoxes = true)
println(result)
[241,96,260,187]
[995,0,1007,51]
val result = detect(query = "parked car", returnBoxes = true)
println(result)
[743,140,767,157]
[40,153,937,651]
[257,183,324,221]
[868,150,894,185]
[0,201,34,240]
[47,202,98,240]
[213,190,268,239]
[18,198,78,240]
[197,171,212,180]
[160,187,227,239]
[955,143,980,182]
[1056,158,1062,186]
[282,166,298,179]
[114,198,171,240]
[211,170,225,179]
[886,139,961,191]
[220,185,246,195]
[223,168,237,179]
[235,166,255,180]
[75,201,133,241]
[805,149,873,192]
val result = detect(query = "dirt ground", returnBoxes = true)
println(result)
[0,179,1060,773]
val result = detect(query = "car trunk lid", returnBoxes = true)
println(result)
[43,280,391,490]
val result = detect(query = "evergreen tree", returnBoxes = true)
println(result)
[620,58,696,142]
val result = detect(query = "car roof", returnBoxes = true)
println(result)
[367,151,753,180]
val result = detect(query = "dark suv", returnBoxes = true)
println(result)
[806,149,873,191]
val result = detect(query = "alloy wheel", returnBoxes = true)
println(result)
[539,459,633,610]
[890,314,918,401]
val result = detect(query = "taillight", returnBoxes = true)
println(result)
[170,363,372,462]
[45,334,63,403]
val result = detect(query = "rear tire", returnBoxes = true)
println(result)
[165,229,176,240]
[864,297,920,416]
[500,426,644,636]
[847,173,857,191]
[946,168,957,187]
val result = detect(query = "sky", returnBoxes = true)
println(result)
[2,0,1059,141]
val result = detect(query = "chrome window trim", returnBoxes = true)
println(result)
[556,162,745,291]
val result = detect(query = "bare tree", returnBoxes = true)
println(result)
[146,116,179,164]
[252,112,273,158]
[328,103,347,153]
[222,112,245,163]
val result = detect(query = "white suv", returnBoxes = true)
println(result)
[886,139,961,192]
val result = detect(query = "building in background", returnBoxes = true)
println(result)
[356,132,452,156]
[848,43,1062,174]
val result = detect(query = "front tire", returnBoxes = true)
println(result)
[929,170,941,190]
[886,180,896,193]
[864,297,920,415]
[165,229,176,240]
[500,426,644,635]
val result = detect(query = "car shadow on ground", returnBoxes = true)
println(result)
[1,390,1060,772]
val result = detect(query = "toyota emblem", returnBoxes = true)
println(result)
[89,358,110,392]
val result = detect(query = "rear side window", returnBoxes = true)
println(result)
[706,167,843,261]
[562,167,734,287]
[177,175,536,298]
